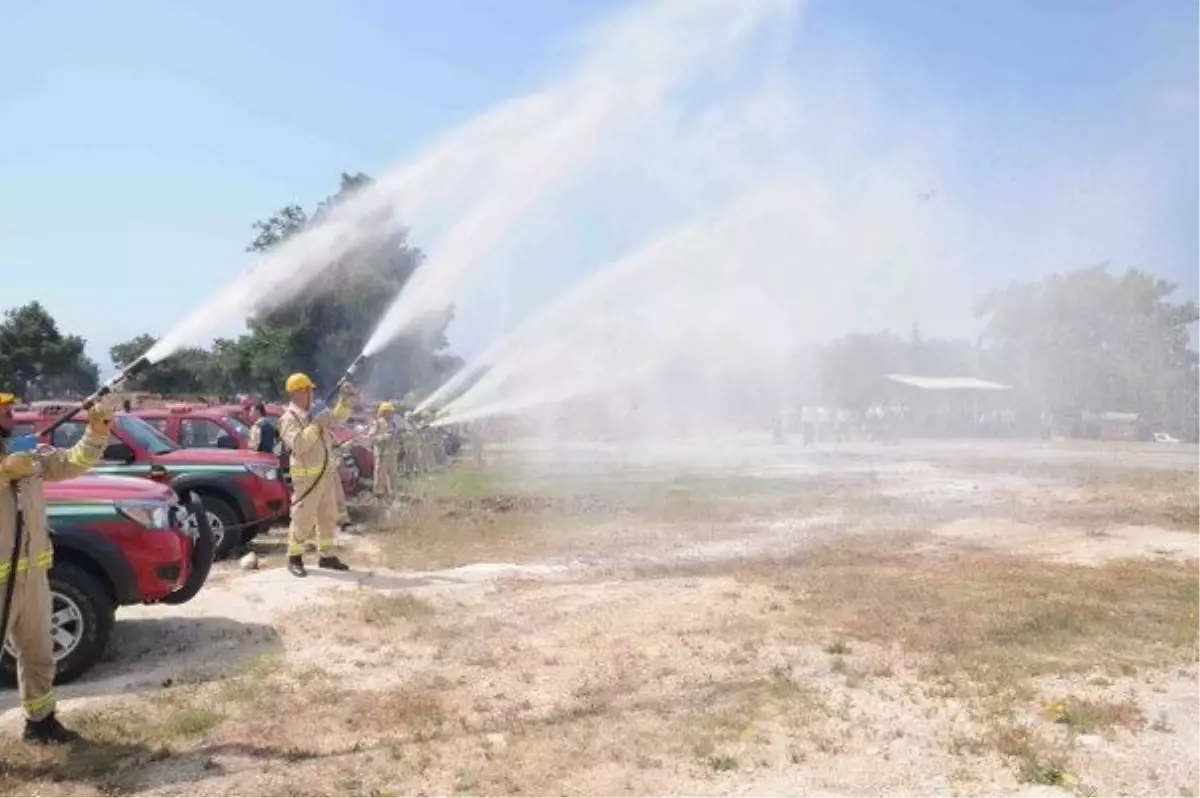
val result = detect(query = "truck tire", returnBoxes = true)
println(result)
[0,562,116,687]
[184,494,241,560]
[161,498,216,606]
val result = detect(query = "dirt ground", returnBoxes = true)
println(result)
[1,438,1197,797]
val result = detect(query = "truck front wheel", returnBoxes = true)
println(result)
[182,494,242,560]
[0,562,116,686]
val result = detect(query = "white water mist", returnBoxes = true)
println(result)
[359,0,799,359]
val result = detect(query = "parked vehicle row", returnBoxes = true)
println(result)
[14,403,288,559]
[133,403,366,496]
[1,396,389,685]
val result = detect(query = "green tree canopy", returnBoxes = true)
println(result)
[0,302,98,400]
[110,333,217,396]
[976,265,1198,436]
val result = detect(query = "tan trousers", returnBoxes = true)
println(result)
[334,472,350,526]
[288,476,339,556]
[400,435,418,473]
[4,568,56,721]
[372,443,396,497]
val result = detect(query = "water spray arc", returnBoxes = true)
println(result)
[325,353,368,405]
[424,184,813,431]
[355,0,798,374]
[39,355,154,438]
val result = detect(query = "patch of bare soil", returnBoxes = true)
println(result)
[928,518,1199,566]
[0,456,1195,796]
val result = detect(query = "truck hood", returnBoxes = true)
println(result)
[44,474,174,503]
[155,448,277,467]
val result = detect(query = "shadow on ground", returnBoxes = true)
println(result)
[0,738,326,796]
[1,616,282,713]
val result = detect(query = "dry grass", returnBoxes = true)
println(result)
[3,457,1196,796]
[364,468,906,572]
[360,593,436,625]
[731,545,1198,682]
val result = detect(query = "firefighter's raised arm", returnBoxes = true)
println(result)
[37,400,116,482]
[1,398,115,484]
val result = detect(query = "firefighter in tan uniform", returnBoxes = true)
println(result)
[410,411,432,472]
[369,402,398,500]
[399,411,419,474]
[278,373,355,578]
[420,411,443,469]
[0,391,115,744]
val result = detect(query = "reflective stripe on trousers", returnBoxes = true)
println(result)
[0,549,53,584]
[23,691,55,719]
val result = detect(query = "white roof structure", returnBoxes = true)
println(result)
[886,374,1013,392]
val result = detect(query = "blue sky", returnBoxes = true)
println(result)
[2,0,1195,373]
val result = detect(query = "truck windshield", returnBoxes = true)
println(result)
[116,414,178,455]
[224,415,250,439]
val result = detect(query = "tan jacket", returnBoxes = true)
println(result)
[0,428,108,586]
[368,418,394,449]
[278,399,351,483]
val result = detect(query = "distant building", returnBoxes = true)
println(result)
[884,374,1015,438]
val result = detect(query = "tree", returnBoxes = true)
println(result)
[818,331,909,411]
[818,326,982,412]
[110,334,216,396]
[976,265,1199,437]
[0,302,98,399]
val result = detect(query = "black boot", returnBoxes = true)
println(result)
[23,713,81,745]
[318,554,349,571]
[288,555,307,577]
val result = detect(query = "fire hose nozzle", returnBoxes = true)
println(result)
[91,355,151,403]
[324,353,371,404]
[43,353,156,436]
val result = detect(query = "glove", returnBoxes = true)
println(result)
[340,381,358,401]
[0,453,37,480]
[87,397,117,434]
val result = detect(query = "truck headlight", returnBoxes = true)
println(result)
[245,463,280,481]
[116,501,172,529]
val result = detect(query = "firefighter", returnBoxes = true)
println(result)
[400,411,420,474]
[332,465,358,536]
[0,391,116,744]
[413,411,434,471]
[278,373,355,578]
[369,402,398,500]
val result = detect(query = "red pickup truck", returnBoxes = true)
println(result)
[2,474,214,685]
[14,404,288,559]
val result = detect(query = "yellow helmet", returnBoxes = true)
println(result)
[285,373,316,393]
[0,392,19,406]
[378,401,396,416]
